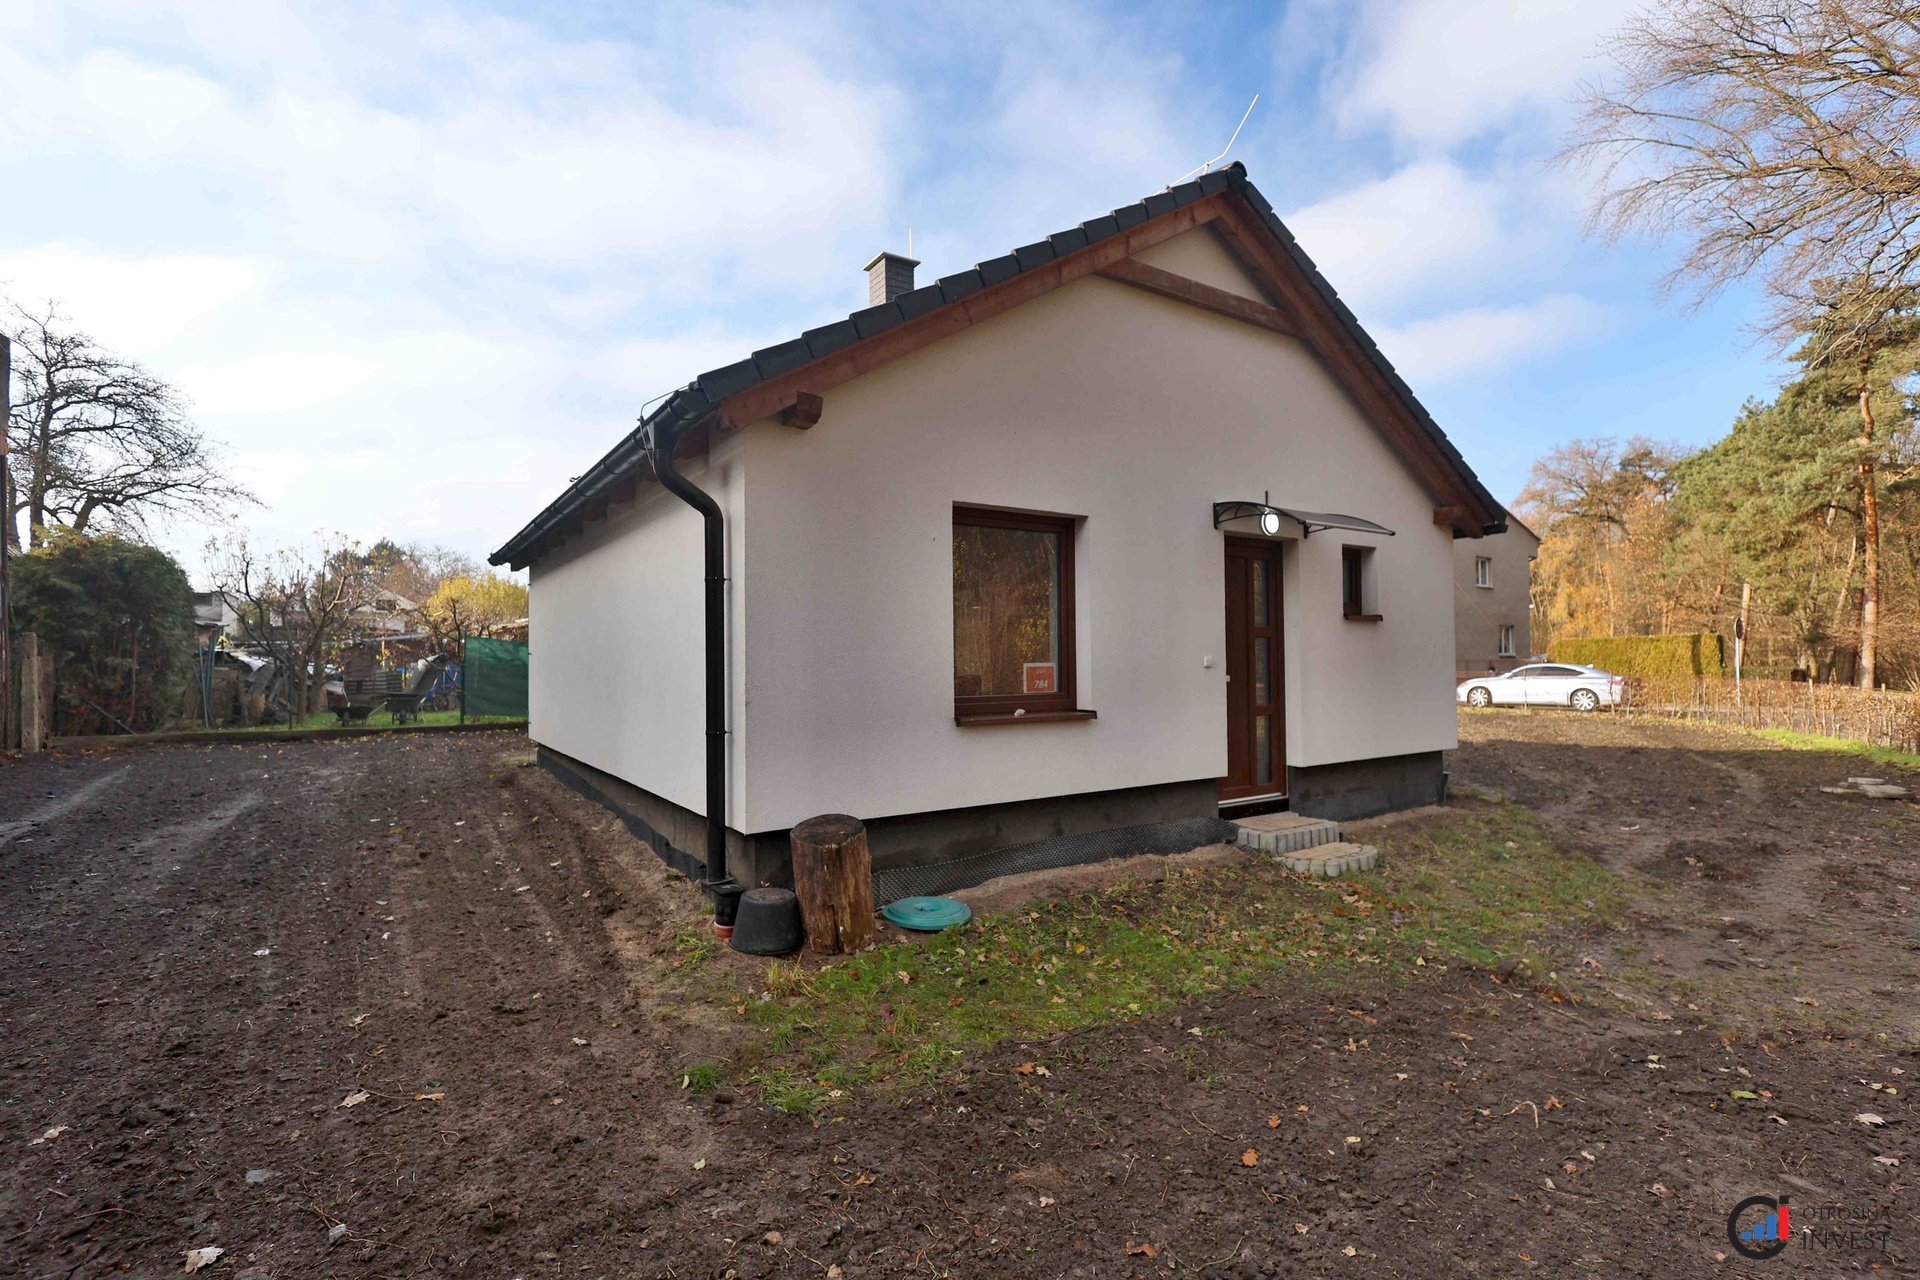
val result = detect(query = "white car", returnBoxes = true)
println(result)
[1457,663,1625,712]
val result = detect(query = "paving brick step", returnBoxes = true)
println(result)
[1234,813,1341,856]
[1274,840,1378,878]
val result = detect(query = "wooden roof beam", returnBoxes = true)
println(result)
[1095,258,1299,339]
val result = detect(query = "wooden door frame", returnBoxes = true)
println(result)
[1219,535,1287,805]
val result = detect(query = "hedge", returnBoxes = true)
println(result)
[1546,633,1727,678]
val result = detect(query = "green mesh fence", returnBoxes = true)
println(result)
[464,637,529,718]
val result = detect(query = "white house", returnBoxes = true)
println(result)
[492,163,1504,896]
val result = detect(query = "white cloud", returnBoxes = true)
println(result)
[1283,161,1516,314]
[0,245,261,353]
[1333,0,1636,150]
[1372,293,1606,385]
[175,352,386,416]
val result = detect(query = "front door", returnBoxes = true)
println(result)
[1221,538,1285,802]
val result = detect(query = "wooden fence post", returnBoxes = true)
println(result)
[790,813,875,954]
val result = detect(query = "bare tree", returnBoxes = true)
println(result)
[206,534,361,723]
[3,299,253,550]
[1569,2,1920,344]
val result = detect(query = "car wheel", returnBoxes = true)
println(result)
[1570,688,1599,712]
[1466,686,1492,708]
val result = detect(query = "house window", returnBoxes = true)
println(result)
[1341,546,1380,621]
[1474,556,1491,589]
[953,506,1077,718]
[1498,624,1515,657]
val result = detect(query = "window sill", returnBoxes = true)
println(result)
[954,708,1098,727]
[1343,612,1384,623]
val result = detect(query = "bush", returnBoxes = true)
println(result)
[1546,633,1727,677]
[10,531,195,733]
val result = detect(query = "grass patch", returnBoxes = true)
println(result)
[671,925,720,969]
[1752,728,1920,772]
[677,1062,725,1093]
[718,804,1625,1109]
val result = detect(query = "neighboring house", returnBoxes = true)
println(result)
[1453,515,1540,679]
[492,163,1504,893]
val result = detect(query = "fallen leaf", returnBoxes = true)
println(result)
[1267,1114,1281,1128]
[347,1013,369,1027]
[27,1125,68,1146]
[1394,1073,1410,1081]
[1543,1096,1564,1110]
[1124,1241,1159,1257]
[1649,1183,1670,1196]
[826,1268,844,1280]
[1344,1136,1361,1145]
[1293,1223,1309,1235]
[1874,1155,1902,1166]
[1187,1026,1204,1037]
[1856,1113,1887,1126]
[1343,1245,1358,1257]
[763,1230,782,1245]
[1562,1162,1580,1174]
[1038,1195,1056,1207]
[182,1246,224,1273]
[895,970,914,984]
[337,1091,370,1108]
[1730,1090,1759,1100]
[413,1092,445,1101]
[1015,1063,1037,1075]
[1240,1148,1259,1167]
[692,1158,706,1170]
[571,1037,588,1046]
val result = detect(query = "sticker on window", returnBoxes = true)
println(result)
[1023,662,1058,695]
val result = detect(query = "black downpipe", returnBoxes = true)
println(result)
[644,417,743,922]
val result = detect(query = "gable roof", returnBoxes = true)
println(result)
[492,162,1504,569]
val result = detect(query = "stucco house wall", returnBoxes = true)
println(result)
[505,224,1442,842]
[1453,520,1539,677]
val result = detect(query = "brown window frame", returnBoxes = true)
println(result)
[952,505,1085,725]
[1342,545,1382,622]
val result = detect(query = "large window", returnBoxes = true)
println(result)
[953,506,1077,720]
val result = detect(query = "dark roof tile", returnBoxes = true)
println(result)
[1141,191,1177,218]
[938,270,984,302]
[1113,203,1149,230]
[895,283,946,320]
[1012,240,1056,272]
[751,338,814,380]
[1048,226,1090,256]
[802,319,859,359]
[976,254,1022,286]
[850,302,903,339]
[695,358,760,402]
[1080,214,1120,243]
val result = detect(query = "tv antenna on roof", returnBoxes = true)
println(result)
[1176,94,1259,184]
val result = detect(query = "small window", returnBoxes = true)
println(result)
[954,506,1077,719]
[1474,556,1491,589]
[1497,624,1515,657]
[1341,545,1380,621]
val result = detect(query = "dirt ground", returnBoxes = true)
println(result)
[2,714,1915,1278]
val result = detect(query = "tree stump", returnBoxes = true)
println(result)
[790,813,875,954]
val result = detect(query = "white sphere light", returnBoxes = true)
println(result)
[1260,509,1281,536]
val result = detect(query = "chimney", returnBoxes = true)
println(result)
[863,251,920,305]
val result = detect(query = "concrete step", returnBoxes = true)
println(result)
[1274,840,1379,878]
[1234,811,1341,856]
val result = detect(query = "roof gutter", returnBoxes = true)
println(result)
[641,412,744,926]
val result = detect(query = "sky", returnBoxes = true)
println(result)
[0,0,1789,575]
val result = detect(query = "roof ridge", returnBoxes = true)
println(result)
[493,161,1499,567]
